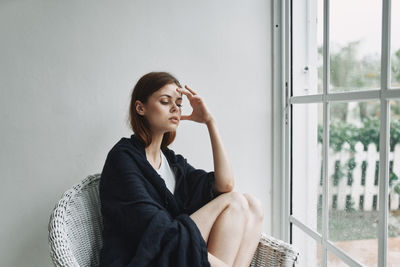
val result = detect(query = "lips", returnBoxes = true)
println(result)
[169,116,179,123]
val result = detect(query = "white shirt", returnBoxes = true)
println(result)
[156,150,176,194]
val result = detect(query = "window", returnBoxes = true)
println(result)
[273,0,400,266]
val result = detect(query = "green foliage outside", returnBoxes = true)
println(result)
[322,42,400,92]
[329,41,381,91]
[392,49,400,85]
[317,118,387,152]
[318,118,400,196]
[315,43,400,240]
[316,41,400,196]
[318,43,400,122]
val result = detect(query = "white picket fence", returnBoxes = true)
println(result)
[317,142,400,211]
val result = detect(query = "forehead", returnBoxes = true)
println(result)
[156,83,182,99]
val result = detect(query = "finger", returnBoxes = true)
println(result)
[176,87,194,98]
[184,85,197,95]
[180,114,191,120]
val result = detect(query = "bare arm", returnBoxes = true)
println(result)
[208,252,231,267]
[176,85,234,193]
[206,117,235,193]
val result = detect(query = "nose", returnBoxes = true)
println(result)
[170,102,180,113]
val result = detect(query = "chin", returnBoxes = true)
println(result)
[165,125,178,131]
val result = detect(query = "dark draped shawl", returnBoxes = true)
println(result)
[99,134,220,267]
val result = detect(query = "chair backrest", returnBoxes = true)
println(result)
[48,174,103,267]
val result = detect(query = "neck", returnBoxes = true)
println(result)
[145,132,164,163]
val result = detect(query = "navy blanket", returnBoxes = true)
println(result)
[99,134,219,267]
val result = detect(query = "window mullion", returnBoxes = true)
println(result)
[378,100,389,267]
[380,0,391,91]
[322,101,329,266]
[272,0,293,243]
[284,0,292,243]
[321,0,330,266]
[378,1,391,266]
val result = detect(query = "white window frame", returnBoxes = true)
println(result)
[272,0,398,266]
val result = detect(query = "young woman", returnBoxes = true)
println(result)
[99,72,264,267]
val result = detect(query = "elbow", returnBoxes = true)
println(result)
[214,175,235,193]
[224,179,235,192]
[225,184,234,193]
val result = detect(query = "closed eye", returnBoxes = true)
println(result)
[161,101,183,108]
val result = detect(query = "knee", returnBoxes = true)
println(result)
[243,193,264,221]
[226,192,250,215]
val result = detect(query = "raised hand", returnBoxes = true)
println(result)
[176,85,214,124]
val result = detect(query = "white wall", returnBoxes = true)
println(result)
[0,0,272,266]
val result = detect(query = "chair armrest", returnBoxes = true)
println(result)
[250,233,299,267]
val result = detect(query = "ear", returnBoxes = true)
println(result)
[135,100,146,116]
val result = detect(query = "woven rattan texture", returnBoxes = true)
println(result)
[48,174,299,267]
[48,174,103,267]
[250,233,299,267]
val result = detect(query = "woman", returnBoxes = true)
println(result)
[99,72,264,267]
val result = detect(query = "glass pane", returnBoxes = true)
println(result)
[292,0,321,96]
[292,224,322,267]
[327,250,350,266]
[292,103,323,233]
[391,0,400,88]
[330,0,382,92]
[328,101,380,266]
[388,100,400,265]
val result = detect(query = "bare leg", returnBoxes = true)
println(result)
[190,192,249,266]
[232,193,264,267]
[208,253,230,267]
[206,198,249,266]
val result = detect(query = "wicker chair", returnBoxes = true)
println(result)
[48,174,299,267]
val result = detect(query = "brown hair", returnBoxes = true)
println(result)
[128,71,182,149]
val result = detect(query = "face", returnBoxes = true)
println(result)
[136,83,183,134]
